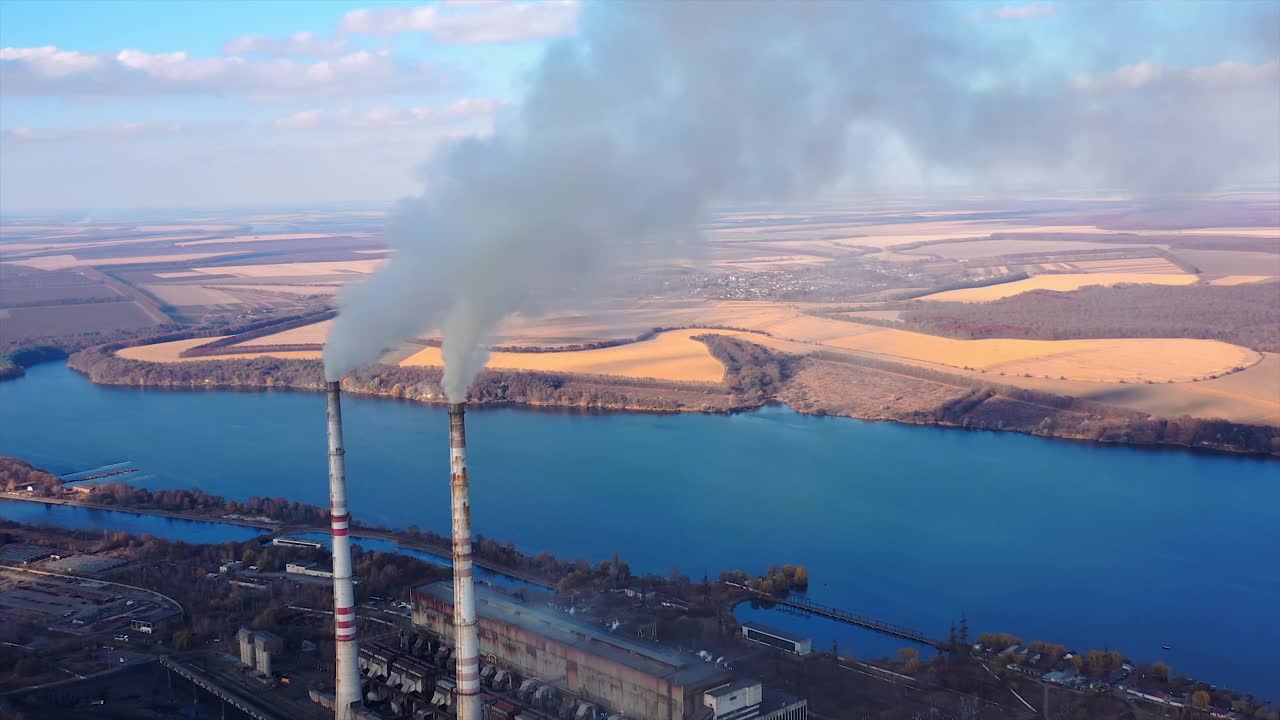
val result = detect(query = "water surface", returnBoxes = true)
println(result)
[1,363,1276,695]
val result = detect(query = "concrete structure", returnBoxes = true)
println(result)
[740,622,812,656]
[326,382,363,720]
[703,681,806,720]
[413,581,730,720]
[254,630,284,677]
[230,578,271,592]
[705,680,762,717]
[448,402,481,720]
[287,561,335,578]
[274,537,325,550]
[238,627,256,669]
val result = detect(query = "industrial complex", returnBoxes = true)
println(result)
[414,581,732,720]
[309,386,809,720]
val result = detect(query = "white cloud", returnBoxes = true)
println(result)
[274,98,503,130]
[1,120,238,144]
[339,0,579,43]
[274,109,327,130]
[223,31,349,58]
[971,2,1056,22]
[0,46,102,76]
[1073,60,1279,91]
[0,45,444,98]
[1072,61,1161,90]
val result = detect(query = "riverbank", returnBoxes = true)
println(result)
[0,347,68,382]
[3,493,1274,713]
[68,341,1280,456]
[0,492,279,531]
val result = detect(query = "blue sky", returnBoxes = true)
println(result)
[1,0,1276,211]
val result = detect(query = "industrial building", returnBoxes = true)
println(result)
[413,581,731,720]
[703,680,807,720]
[237,627,284,678]
[739,623,811,656]
[286,561,335,579]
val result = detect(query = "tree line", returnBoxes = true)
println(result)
[800,351,1280,455]
[900,281,1280,352]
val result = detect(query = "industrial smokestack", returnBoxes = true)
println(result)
[326,382,363,720]
[448,402,480,720]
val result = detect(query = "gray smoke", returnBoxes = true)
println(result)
[323,2,1279,397]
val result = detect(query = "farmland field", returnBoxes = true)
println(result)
[4,197,1274,446]
[123,306,1261,386]
[903,238,1166,259]
[1211,275,1274,286]
[401,328,730,383]
[117,337,322,363]
[0,302,160,346]
[917,272,1197,302]
[1174,250,1280,277]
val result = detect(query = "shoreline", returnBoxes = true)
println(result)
[52,348,1280,458]
[2,489,1273,705]
[0,492,280,530]
[0,491,557,589]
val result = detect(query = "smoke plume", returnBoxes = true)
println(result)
[323,3,1280,397]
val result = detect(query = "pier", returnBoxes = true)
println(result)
[727,581,945,649]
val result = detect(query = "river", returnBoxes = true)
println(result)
[1,362,1276,696]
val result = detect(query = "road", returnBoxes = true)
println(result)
[0,491,279,530]
[0,563,185,619]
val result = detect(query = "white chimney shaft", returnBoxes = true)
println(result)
[327,382,363,720]
[448,402,481,720]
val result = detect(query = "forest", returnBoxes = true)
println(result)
[900,281,1280,351]
[0,457,63,492]
[694,333,797,403]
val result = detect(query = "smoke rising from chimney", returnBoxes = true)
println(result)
[322,3,1279,396]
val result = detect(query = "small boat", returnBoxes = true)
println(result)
[1161,645,1172,650]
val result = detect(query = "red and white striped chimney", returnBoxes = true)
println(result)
[448,402,481,720]
[326,382,363,720]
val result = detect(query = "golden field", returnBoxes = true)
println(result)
[4,252,236,271]
[917,272,1198,302]
[1210,275,1274,286]
[236,319,334,346]
[187,259,386,278]
[120,299,1261,386]
[175,233,368,247]
[401,328,730,383]
[118,337,321,363]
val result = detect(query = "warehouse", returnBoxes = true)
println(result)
[739,622,812,656]
[412,581,730,720]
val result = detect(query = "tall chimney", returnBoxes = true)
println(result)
[326,382,363,720]
[448,402,481,720]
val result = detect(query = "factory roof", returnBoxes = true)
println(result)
[253,630,284,643]
[706,678,761,698]
[759,685,806,713]
[417,582,728,688]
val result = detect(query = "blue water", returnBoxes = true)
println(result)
[0,498,262,543]
[0,363,1276,696]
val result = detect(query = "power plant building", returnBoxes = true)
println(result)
[412,581,731,720]
[703,680,807,720]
